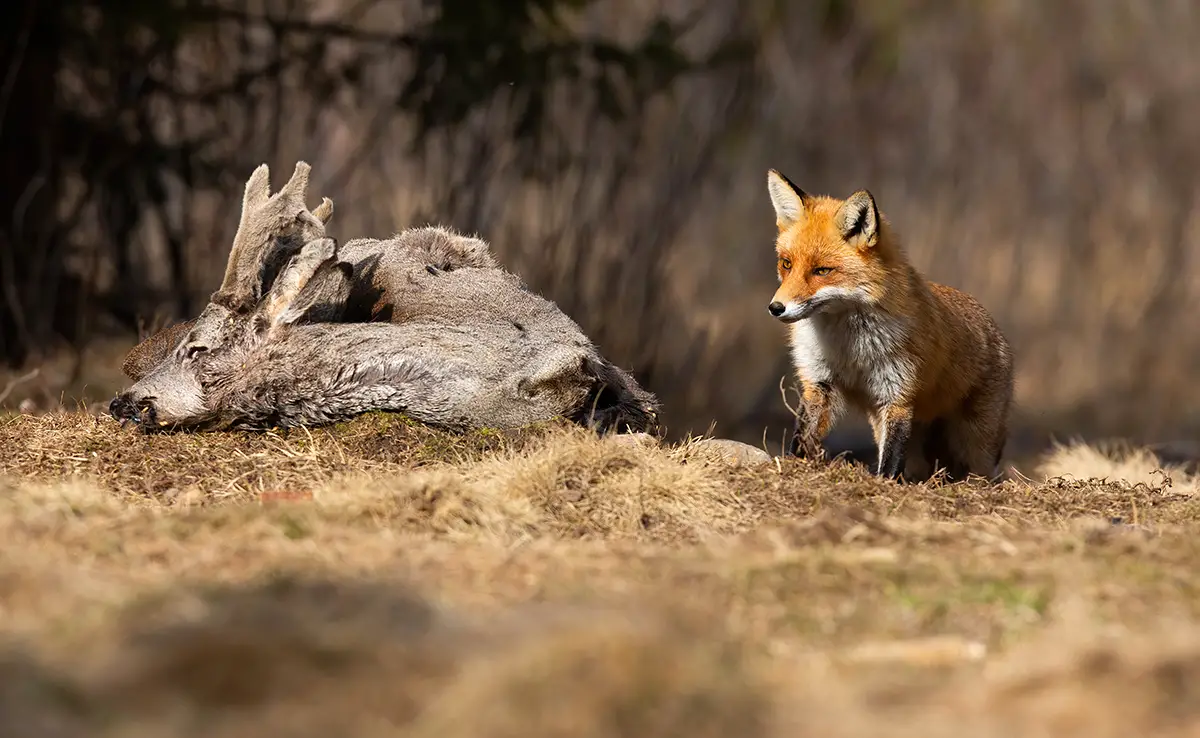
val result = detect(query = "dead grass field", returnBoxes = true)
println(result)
[1,410,1199,736]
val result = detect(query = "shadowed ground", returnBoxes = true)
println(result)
[0,411,1199,736]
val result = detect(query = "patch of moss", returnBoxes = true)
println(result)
[275,514,311,541]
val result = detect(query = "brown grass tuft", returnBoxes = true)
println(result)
[1036,440,1200,496]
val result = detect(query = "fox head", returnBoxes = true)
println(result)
[764,169,893,323]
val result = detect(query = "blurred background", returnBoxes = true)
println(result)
[2,0,1199,460]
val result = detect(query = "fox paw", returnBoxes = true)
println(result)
[789,432,826,461]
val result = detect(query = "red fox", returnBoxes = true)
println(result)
[765,169,1014,482]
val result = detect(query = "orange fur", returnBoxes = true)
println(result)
[766,169,1014,482]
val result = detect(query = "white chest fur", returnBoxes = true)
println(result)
[789,309,916,407]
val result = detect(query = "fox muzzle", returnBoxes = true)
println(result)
[767,300,819,323]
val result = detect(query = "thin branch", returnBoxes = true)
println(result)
[778,375,801,422]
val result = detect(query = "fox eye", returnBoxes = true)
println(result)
[779,258,792,271]
[812,266,834,277]
[184,344,208,360]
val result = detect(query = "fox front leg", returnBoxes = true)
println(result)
[874,404,914,480]
[789,381,841,460]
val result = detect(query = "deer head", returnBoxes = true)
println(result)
[109,161,339,428]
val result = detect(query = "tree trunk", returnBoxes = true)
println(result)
[0,0,60,366]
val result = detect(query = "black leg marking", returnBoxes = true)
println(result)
[877,414,912,480]
[921,418,964,480]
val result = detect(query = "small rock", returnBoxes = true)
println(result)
[689,438,773,467]
[608,432,660,449]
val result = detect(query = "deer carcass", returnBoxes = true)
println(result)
[108,162,660,435]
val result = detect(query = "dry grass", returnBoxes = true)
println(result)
[1036,440,1200,495]
[1,411,1200,735]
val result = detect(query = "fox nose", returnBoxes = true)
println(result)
[767,301,786,317]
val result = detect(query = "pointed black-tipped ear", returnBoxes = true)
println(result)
[836,189,880,249]
[767,169,810,230]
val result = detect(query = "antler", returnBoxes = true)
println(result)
[211,161,334,312]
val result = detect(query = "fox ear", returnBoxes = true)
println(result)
[836,190,880,249]
[767,169,809,230]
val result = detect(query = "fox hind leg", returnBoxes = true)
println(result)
[919,417,970,481]
[901,421,934,482]
[943,418,1005,481]
[943,385,1011,483]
